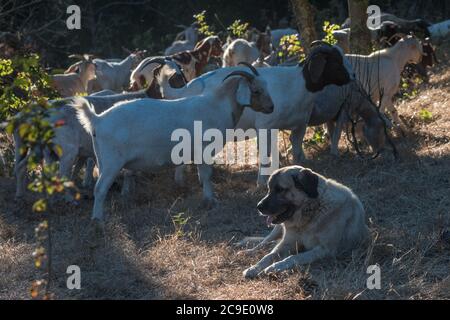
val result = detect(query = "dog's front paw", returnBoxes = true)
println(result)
[243,266,260,279]
[263,262,289,275]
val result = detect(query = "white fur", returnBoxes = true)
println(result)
[346,36,423,132]
[222,39,261,67]
[74,74,273,221]
[51,61,96,97]
[93,54,142,92]
[156,48,355,184]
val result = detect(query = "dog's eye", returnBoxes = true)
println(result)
[274,186,284,193]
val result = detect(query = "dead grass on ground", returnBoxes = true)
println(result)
[0,41,449,300]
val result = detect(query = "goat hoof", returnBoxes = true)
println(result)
[90,218,105,234]
[394,124,409,137]
[329,150,339,158]
[175,178,185,188]
[83,219,105,247]
[256,176,269,188]
[201,198,217,209]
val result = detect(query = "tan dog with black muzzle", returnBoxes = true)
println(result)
[242,165,369,279]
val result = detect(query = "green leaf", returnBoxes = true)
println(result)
[18,123,30,138]
[32,199,47,212]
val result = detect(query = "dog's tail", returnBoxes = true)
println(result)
[72,97,98,135]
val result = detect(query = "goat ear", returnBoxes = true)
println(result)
[308,52,327,84]
[236,79,252,107]
[293,168,319,198]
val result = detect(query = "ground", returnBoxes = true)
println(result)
[0,42,449,300]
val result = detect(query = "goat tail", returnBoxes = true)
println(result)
[72,97,98,135]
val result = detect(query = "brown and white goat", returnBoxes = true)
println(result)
[129,36,223,90]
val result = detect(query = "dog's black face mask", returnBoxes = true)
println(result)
[257,168,319,225]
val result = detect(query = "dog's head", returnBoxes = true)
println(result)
[257,166,320,225]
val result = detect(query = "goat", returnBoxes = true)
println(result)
[154,43,354,184]
[50,55,96,97]
[74,71,274,221]
[428,19,450,41]
[346,36,423,133]
[307,81,388,157]
[222,29,272,67]
[335,24,436,83]
[129,36,222,91]
[13,63,173,199]
[93,51,145,92]
[165,23,199,55]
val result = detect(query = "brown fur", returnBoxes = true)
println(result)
[170,36,223,80]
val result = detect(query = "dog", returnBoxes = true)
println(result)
[242,165,369,279]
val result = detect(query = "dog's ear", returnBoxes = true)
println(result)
[293,168,319,198]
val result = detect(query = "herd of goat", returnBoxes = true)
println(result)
[12,12,449,223]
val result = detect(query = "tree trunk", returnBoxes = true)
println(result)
[348,0,372,54]
[290,0,317,54]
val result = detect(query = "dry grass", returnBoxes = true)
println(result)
[0,42,449,300]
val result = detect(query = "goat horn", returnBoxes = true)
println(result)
[140,57,168,71]
[222,70,255,82]
[310,40,332,48]
[68,54,84,60]
[238,62,260,76]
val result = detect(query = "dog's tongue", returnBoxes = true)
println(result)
[266,216,274,226]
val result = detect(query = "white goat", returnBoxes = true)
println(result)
[346,36,423,133]
[75,71,274,221]
[155,44,355,184]
[93,52,144,92]
[13,76,169,198]
[165,24,199,55]
[51,59,96,97]
[223,30,272,67]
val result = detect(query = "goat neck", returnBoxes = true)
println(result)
[79,65,94,92]
[191,40,213,75]
[386,40,420,71]
[215,77,248,127]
